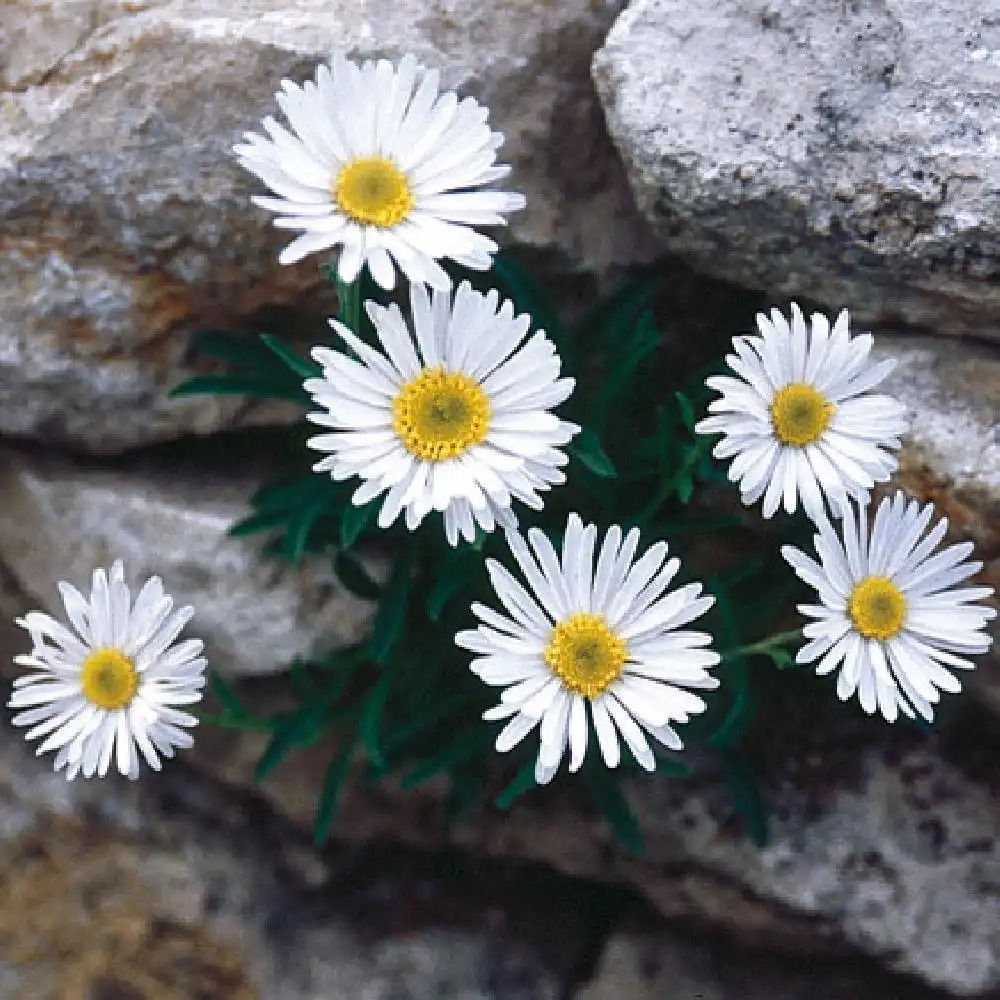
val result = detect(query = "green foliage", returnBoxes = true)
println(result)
[187,250,816,852]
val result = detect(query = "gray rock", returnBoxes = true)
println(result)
[0,446,376,677]
[0,0,657,453]
[592,0,1000,340]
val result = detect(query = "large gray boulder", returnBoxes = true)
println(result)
[592,0,1000,340]
[0,0,657,453]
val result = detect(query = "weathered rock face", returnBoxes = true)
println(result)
[197,687,1000,997]
[0,445,376,677]
[592,0,1000,340]
[0,0,657,453]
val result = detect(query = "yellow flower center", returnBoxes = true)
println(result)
[543,613,628,699]
[332,157,414,228]
[769,382,835,447]
[80,647,139,711]
[392,367,491,462]
[847,576,906,640]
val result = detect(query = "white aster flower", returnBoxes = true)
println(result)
[234,53,526,289]
[696,304,908,522]
[305,281,578,546]
[782,492,996,722]
[8,561,206,780]
[457,514,721,784]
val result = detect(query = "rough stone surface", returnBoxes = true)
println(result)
[0,717,565,1000]
[195,678,1000,996]
[0,444,376,677]
[592,0,1000,340]
[873,332,1000,695]
[1,0,657,453]
[577,930,946,1000]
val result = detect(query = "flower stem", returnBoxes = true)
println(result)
[337,278,361,336]
[721,628,802,662]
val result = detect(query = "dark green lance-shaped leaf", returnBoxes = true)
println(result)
[228,508,290,539]
[571,271,658,363]
[720,748,769,847]
[570,427,618,478]
[494,759,537,809]
[426,549,484,622]
[401,727,491,789]
[207,671,250,719]
[281,492,330,564]
[707,661,754,749]
[366,547,414,664]
[255,697,333,780]
[340,498,379,549]
[584,766,646,856]
[170,374,307,402]
[359,672,392,772]
[591,310,661,423]
[188,330,271,366]
[334,552,382,600]
[313,738,356,845]
[260,333,321,379]
[675,390,697,432]
[250,475,320,513]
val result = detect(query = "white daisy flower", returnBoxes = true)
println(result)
[457,514,721,784]
[695,304,909,521]
[234,53,526,290]
[305,281,578,546]
[782,491,996,722]
[8,561,206,780]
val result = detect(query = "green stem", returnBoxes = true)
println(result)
[722,628,802,662]
[337,278,362,337]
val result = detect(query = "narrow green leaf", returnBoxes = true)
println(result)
[170,374,306,402]
[340,498,379,550]
[721,749,769,847]
[366,548,414,664]
[571,428,618,478]
[768,647,796,670]
[494,759,537,809]
[359,673,392,771]
[228,509,289,538]
[426,551,483,622]
[707,662,754,749]
[255,706,323,780]
[334,552,382,600]
[260,333,321,379]
[207,671,249,719]
[401,728,490,788]
[189,330,266,365]
[584,768,645,856]
[313,739,356,844]
[281,493,329,565]
[675,391,696,431]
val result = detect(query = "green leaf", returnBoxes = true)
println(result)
[675,391,696,431]
[571,427,618,478]
[359,673,392,772]
[189,330,267,366]
[207,671,249,719]
[494,759,537,809]
[401,728,491,788]
[334,552,382,600]
[260,333,321,379]
[255,703,327,780]
[585,767,645,856]
[281,492,329,564]
[366,548,414,664]
[228,508,289,539]
[767,647,796,670]
[340,498,379,550]
[708,662,754,749]
[426,550,484,622]
[721,749,769,847]
[170,374,306,402]
[313,739,356,844]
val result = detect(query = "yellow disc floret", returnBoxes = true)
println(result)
[769,382,835,447]
[392,367,491,462]
[332,157,414,228]
[544,613,628,699]
[847,575,906,640]
[80,647,139,711]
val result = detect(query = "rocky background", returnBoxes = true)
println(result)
[1,0,998,997]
